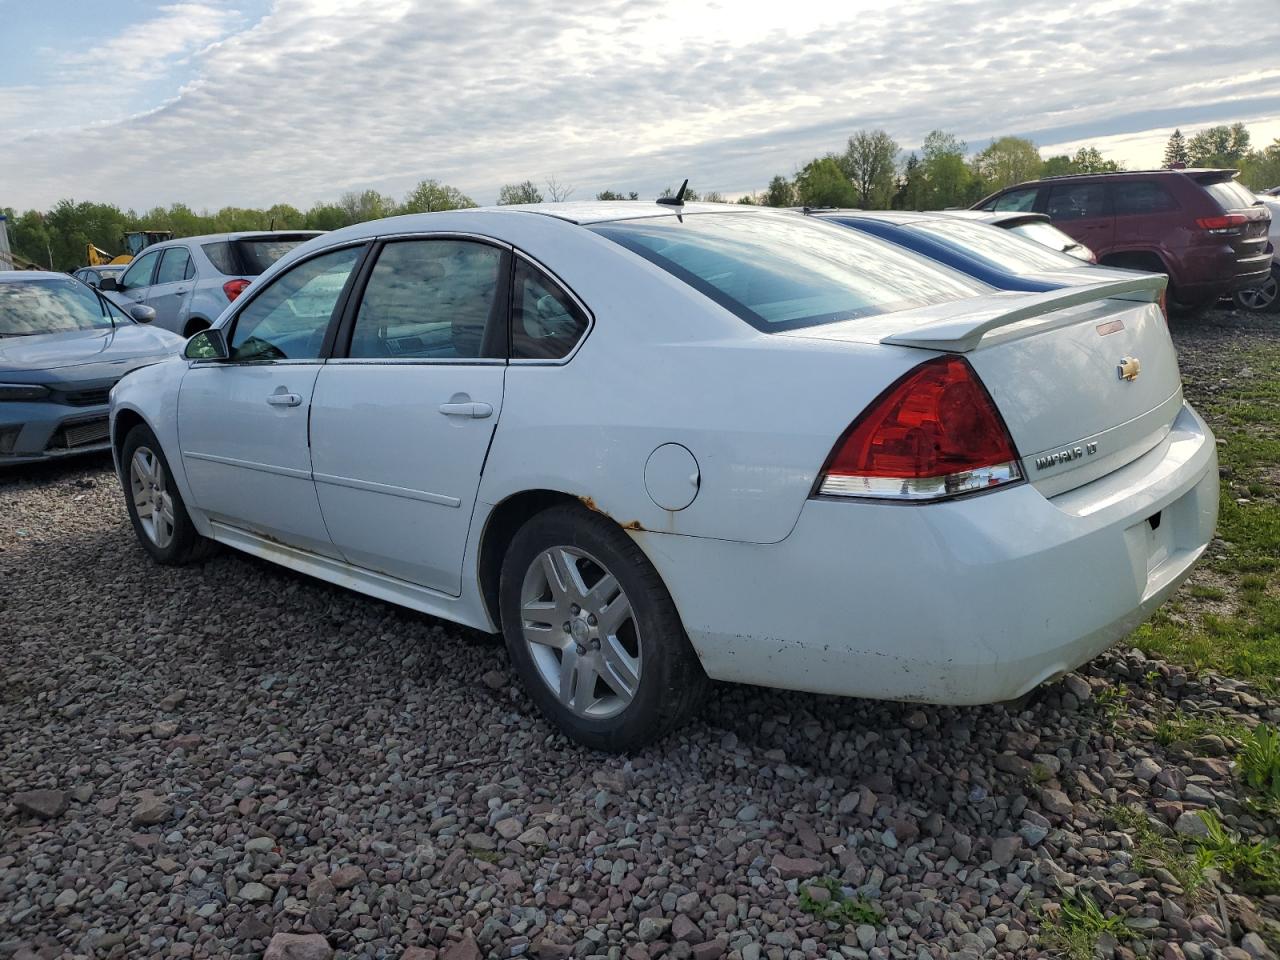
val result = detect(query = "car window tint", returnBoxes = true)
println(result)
[349,240,502,360]
[229,246,360,361]
[911,218,1083,272]
[1112,181,1179,216]
[120,249,161,289]
[512,260,587,359]
[201,242,237,275]
[1204,180,1258,212]
[990,188,1038,212]
[155,247,192,285]
[590,213,989,332]
[1047,183,1107,220]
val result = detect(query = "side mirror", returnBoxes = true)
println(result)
[128,304,156,323]
[99,276,120,292]
[184,327,230,361]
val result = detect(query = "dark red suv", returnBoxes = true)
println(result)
[974,169,1271,310]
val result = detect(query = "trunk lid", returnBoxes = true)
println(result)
[783,278,1182,496]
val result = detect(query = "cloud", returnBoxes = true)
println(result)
[2,0,1278,212]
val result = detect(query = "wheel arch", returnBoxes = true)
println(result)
[183,316,211,337]
[1098,248,1172,276]
[112,406,150,466]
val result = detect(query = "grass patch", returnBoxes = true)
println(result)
[799,876,881,927]
[1193,811,1280,896]
[1239,724,1280,813]
[1107,805,1204,898]
[1038,894,1133,960]
[1188,584,1227,601]
[1092,687,1128,729]
[1153,710,1249,747]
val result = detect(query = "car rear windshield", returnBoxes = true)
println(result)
[1203,179,1259,212]
[910,217,1083,273]
[1005,220,1082,253]
[201,236,313,277]
[587,213,988,331]
[0,278,129,336]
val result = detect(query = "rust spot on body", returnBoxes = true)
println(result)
[578,495,600,513]
[620,520,644,531]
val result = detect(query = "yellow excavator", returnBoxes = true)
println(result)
[85,230,174,267]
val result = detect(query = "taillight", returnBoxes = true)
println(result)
[1157,288,1168,323]
[817,355,1023,501]
[223,279,250,301]
[1196,214,1247,234]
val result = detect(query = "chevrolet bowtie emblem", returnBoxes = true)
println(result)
[1117,356,1141,381]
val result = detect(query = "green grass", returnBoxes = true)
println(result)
[798,876,881,927]
[1238,724,1280,812]
[1153,710,1249,747]
[1038,894,1133,960]
[1106,805,1205,898]
[1193,811,1280,896]
[1188,584,1227,601]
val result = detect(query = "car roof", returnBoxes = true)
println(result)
[813,210,944,225]
[147,230,326,248]
[996,168,1238,190]
[0,270,69,283]
[939,210,1051,226]
[484,200,776,225]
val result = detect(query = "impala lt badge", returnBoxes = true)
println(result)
[1034,441,1098,471]
[1117,356,1141,381]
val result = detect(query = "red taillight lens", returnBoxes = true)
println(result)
[1195,214,1247,233]
[817,355,1022,501]
[223,279,250,301]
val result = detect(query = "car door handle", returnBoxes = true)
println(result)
[438,401,493,419]
[266,393,302,407]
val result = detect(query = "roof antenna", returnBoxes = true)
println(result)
[656,179,688,206]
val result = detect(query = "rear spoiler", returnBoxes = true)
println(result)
[881,275,1166,353]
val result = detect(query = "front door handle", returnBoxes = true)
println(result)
[266,392,302,407]
[439,401,493,419]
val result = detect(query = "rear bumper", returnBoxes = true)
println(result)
[1175,243,1272,301]
[0,401,113,466]
[642,402,1217,704]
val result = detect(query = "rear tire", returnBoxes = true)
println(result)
[498,504,707,752]
[121,424,215,565]
[1232,264,1280,314]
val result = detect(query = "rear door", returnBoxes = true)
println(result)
[309,236,510,595]
[1046,181,1113,252]
[148,245,196,332]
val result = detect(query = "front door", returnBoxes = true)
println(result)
[309,237,509,595]
[148,246,195,333]
[113,248,161,309]
[178,244,365,555]
[1046,181,1113,252]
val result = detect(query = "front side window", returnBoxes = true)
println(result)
[1047,183,1107,220]
[1112,181,1179,216]
[156,247,193,284]
[0,278,130,336]
[910,218,1083,273]
[228,246,361,361]
[989,188,1038,212]
[348,240,503,360]
[120,249,161,290]
[512,260,588,359]
[590,213,988,332]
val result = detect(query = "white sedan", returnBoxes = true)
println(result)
[110,202,1218,750]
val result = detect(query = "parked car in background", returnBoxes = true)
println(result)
[974,169,1271,310]
[111,203,1216,750]
[810,209,1152,301]
[0,272,182,465]
[73,264,127,290]
[945,210,1095,262]
[100,231,322,337]
[1232,194,1280,313]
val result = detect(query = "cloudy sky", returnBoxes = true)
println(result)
[2,0,1278,212]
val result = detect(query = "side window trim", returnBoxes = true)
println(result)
[508,250,594,365]
[218,241,372,365]
[329,232,513,363]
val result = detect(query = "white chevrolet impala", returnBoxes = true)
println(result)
[110,202,1218,750]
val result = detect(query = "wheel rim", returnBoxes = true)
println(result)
[1237,274,1278,311]
[130,446,176,549]
[520,545,642,720]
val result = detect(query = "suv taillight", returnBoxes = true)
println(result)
[223,279,251,301]
[817,355,1022,501]
[1196,214,1247,234]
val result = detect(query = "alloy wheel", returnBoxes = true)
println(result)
[130,446,176,549]
[520,545,642,719]
[1236,273,1279,312]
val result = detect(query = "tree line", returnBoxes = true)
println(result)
[5,123,1278,273]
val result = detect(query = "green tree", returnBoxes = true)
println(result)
[839,129,899,208]
[304,202,353,231]
[595,190,631,200]
[336,190,398,224]
[893,154,924,210]
[972,136,1043,192]
[918,130,971,208]
[1069,146,1122,173]
[1164,129,1190,167]
[795,157,858,208]
[401,179,476,213]
[1041,154,1074,177]
[1188,123,1251,166]
[264,204,305,229]
[497,181,544,205]
[701,191,725,203]
[658,185,700,201]
[735,193,759,205]
[763,175,794,207]
[1240,139,1280,190]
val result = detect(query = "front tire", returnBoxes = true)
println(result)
[498,504,707,752]
[122,424,214,565]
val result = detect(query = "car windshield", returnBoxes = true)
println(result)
[910,218,1083,273]
[0,278,129,337]
[1005,220,1081,253]
[588,213,988,331]
[202,237,313,276]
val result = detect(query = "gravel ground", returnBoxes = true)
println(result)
[2,307,1278,960]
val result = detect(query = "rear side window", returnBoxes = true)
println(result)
[155,247,193,284]
[589,213,988,332]
[201,242,237,275]
[1204,179,1258,212]
[512,260,588,359]
[989,188,1038,212]
[201,237,313,277]
[910,218,1082,272]
[1047,183,1107,220]
[1112,181,1179,216]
